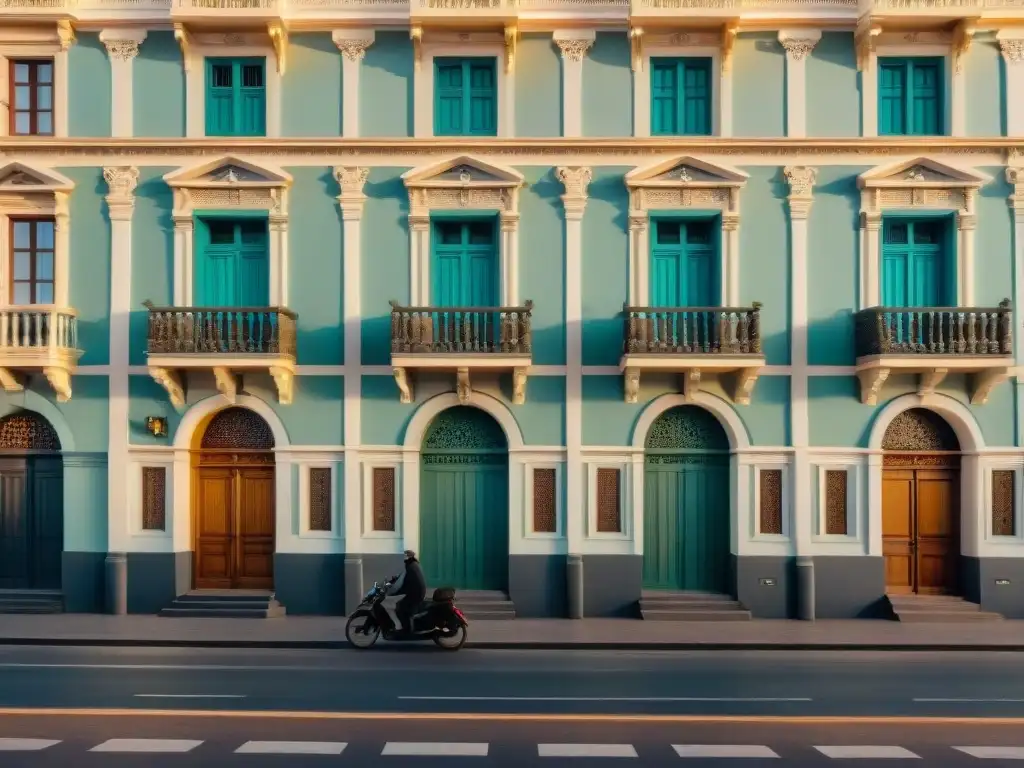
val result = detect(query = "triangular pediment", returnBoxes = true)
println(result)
[0,162,73,192]
[859,157,990,188]
[626,155,748,187]
[163,155,292,187]
[402,155,524,187]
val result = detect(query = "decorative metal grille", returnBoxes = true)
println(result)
[201,407,275,450]
[645,405,729,451]
[992,469,1016,537]
[759,469,783,535]
[532,468,557,534]
[141,466,166,531]
[881,408,960,452]
[0,412,60,451]
[824,469,848,535]
[308,467,332,532]
[596,468,621,533]
[422,406,506,451]
[372,467,396,532]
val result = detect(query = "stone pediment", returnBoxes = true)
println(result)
[858,158,990,189]
[626,156,748,188]
[0,162,73,193]
[163,155,292,188]
[402,155,524,189]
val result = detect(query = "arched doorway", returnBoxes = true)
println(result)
[0,412,63,590]
[882,408,961,596]
[642,405,730,592]
[419,406,509,590]
[192,407,276,590]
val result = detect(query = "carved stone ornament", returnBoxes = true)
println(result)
[555,38,594,63]
[556,166,592,217]
[334,167,369,218]
[780,38,818,61]
[1001,39,1024,64]
[164,156,292,219]
[858,157,989,219]
[1007,166,1024,212]
[336,39,374,62]
[103,39,141,62]
[103,166,139,203]
[625,155,748,217]
[402,155,524,220]
[784,166,816,199]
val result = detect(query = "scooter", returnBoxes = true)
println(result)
[345,577,469,651]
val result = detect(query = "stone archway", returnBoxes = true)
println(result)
[881,408,962,596]
[642,405,731,593]
[0,411,63,591]
[418,406,509,591]
[192,406,276,590]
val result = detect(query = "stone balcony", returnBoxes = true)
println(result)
[619,304,765,405]
[144,303,296,409]
[390,300,533,405]
[853,302,1013,406]
[0,306,81,403]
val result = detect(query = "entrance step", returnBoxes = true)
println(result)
[159,590,287,618]
[0,589,63,614]
[886,594,1004,622]
[639,590,752,621]
[451,590,516,621]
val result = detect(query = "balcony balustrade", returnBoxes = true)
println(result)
[620,304,765,404]
[390,300,532,405]
[853,302,1013,405]
[144,303,297,408]
[0,306,80,403]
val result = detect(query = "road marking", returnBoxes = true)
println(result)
[382,742,489,756]
[955,747,1024,759]
[915,698,1024,703]
[0,738,60,751]
[134,694,246,699]
[399,696,812,702]
[90,739,203,753]
[236,741,348,754]
[815,746,920,759]
[538,744,638,758]
[673,745,779,758]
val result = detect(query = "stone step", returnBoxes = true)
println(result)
[640,591,737,603]
[159,606,287,619]
[890,601,980,612]
[448,591,516,620]
[641,608,753,622]
[459,609,516,621]
[0,590,63,614]
[160,591,286,618]
[894,611,1004,622]
[165,600,275,611]
[176,591,276,603]
[641,598,746,611]
[887,595,1004,622]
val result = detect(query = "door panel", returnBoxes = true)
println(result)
[0,461,28,589]
[195,220,270,308]
[882,470,915,594]
[195,467,234,589]
[916,469,958,594]
[236,467,275,589]
[31,457,63,589]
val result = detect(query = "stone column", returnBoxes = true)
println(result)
[553,32,594,138]
[1008,167,1024,446]
[333,31,374,139]
[99,30,147,138]
[557,167,592,619]
[785,166,816,620]
[1000,38,1024,136]
[778,31,820,139]
[103,166,140,615]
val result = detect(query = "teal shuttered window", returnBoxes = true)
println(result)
[878,57,943,136]
[434,57,497,137]
[205,58,267,137]
[195,218,270,307]
[650,219,718,307]
[881,218,950,308]
[650,57,712,136]
[431,219,498,307]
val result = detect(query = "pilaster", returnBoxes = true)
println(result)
[99,29,147,138]
[553,31,595,138]
[778,30,821,139]
[333,30,375,138]
[1008,167,1024,445]
[1001,36,1024,136]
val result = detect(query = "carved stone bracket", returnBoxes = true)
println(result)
[43,367,72,403]
[952,20,975,74]
[173,23,193,72]
[269,366,293,405]
[971,368,1010,405]
[857,367,889,405]
[855,22,881,71]
[504,25,518,73]
[512,367,527,405]
[456,367,471,404]
[681,369,700,402]
[0,369,23,394]
[212,367,239,404]
[623,367,640,403]
[410,25,423,70]
[151,367,185,409]
[268,22,288,74]
[732,368,758,406]
[394,367,413,404]
[917,367,947,398]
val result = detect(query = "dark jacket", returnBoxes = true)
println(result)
[391,558,427,603]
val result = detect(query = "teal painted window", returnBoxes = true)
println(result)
[650,57,711,136]
[881,218,950,307]
[194,218,270,306]
[434,57,497,137]
[878,57,943,136]
[431,219,498,306]
[205,57,266,137]
[650,218,717,306]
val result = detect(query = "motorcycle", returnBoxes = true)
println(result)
[345,577,469,651]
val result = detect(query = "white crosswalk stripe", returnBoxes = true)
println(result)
[0,739,60,751]
[674,745,780,758]
[815,746,920,759]
[90,739,203,753]
[236,741,348,754]
[539,743,638,757]
[382,742,489,756]
[955,747,1024,759]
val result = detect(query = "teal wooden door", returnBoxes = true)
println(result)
[881,219,947,307]
[419,407,509,590]
[642,406,731,592]
[431,219,498,307]
[195,219,270,307]
[650,219,716,307]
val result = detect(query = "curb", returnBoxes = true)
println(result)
[0,637,1022,652]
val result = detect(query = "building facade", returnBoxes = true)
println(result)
[1,0,1024,620]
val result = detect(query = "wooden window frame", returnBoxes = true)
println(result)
[8,58,55,138]
[587,462,629,539]
[751,461,790,540]
[362,459,402,539]
[298,461,338,538]
[7,215,56,306]
[524,462,563,538]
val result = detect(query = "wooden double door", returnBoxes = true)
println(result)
[193,456,275,590]
[0,456,63,590]
[882,465,960,595]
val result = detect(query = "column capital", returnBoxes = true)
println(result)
[860,211,881,230]
[334,166,369,218]
[104,166,139,219]
[721,213,740,232]
[556,166,592,219]
[553,34,595,63]
[999,37,1024,64]
[332,29,375,62]
[784,165,817,219]
[99,29,147,62]
[778,29,821,61]
[1007,166,1024,211]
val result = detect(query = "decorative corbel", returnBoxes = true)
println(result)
[629,26,644,72]
[732,368,758,406]
[623,367,640,403]
[43,367,72,403]
[410,25,423,71]
[971,368,1010,405]
[393,367,412,404]
[952,19,976,74]
[456,367,471,404]
[56,20,75,51]
[269,366,294,405]
[0,368,24,394]
[511,367,528,405]
[268,22,288,75]
[720,22,738,74]
[857,367,889,406]
[504,25,518,73]
[917,368,947,399]
[212,367,239,404]
[173,23,193,72]
[681,369,700,402]
[855,22,881,71]
[151,367,185,410]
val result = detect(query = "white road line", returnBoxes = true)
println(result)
[382,742,489,757]
[915,698,1024,703]
[398,696,811,702]
[134,694,246,699]
[90,739,203,753]
[955,747,1024,759]
[815,746,920,759]
[236,741,348,755]
[538,744,639,758]
[0,739,60,751]
[673,745,780,758]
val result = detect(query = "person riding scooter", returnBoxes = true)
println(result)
[387,549,426,633]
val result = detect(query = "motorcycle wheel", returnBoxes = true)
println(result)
[345,610,381,649]
[432,624,467,651]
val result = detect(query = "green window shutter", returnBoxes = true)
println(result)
[205,60,235,136]
[651,60,679,135]
[238,60,267,137]
[435,60,465,135]
[205,57,266,137]
[909,59,941,135]
[649,219,717,306]
[468,60,497,136]
[878,57,943,136]
[651,58,712,137]
[431,219,498,306]
[878,60,907,136]
[881,219,948,307]
[681,59,711,135]
[435,57,497,136]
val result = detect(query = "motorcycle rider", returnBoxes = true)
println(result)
[388,549,426,633]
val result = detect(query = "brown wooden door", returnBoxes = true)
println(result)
[194,465,275,590]
[882,467,959,595]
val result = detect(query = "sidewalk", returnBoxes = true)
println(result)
[0,614,1022,651]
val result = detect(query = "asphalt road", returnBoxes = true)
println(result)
[0,645,1023,718]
